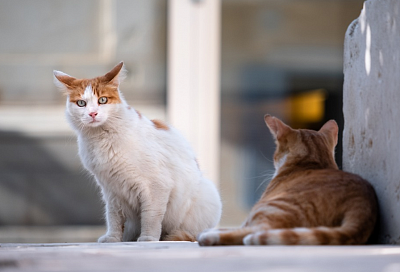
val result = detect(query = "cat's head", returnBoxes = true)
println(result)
[264,114,339,176]
[53,62,126,129]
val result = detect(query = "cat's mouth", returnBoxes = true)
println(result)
[86,118,102,127]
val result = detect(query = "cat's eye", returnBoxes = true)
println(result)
[98,97,108,104]
[76,100,86,107]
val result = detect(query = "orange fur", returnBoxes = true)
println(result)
[162,230,196,242]
[199,115,378,246]
[151,119,169,130]
[54,62,123,104]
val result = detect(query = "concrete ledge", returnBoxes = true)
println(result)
[1,242,400,272]
[0,226,106,243]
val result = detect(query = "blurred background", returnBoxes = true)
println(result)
[0,0,363,242]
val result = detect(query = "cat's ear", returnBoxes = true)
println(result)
[53,70,77,94]
[264,114,292,140]
[101,61,126,87]
[319,120,338,146]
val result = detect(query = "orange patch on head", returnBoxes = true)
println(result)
[55,62,125,105]
[152,119,169,130]
[66,78,122,104]
[135,110,142,118]
[93,82,121,104]
[66,79,88,103]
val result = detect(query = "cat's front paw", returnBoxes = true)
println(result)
[98,234,122,243]
[198,231,220,246]
[137,235,158,242]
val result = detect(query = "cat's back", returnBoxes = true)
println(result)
[254,168,377,228]
[123,108,195,154]
[268,168,376,205]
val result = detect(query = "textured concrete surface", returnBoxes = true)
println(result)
[1,242,400,272]
[343,0,400,244]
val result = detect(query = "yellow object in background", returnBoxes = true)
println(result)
[289,89,326,126]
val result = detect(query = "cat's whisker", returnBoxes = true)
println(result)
[245,175,264,181]
[255,172,275,192]
[247,169,275,179]
[245,170,274,181]
[259,151,273,163]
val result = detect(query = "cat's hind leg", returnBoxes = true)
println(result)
[198,227,261,246]
[162,228,237,242]
[162,230,196,242]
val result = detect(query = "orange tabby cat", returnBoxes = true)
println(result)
[199,115,378,245]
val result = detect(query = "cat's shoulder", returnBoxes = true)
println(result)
[129,109,176,137]
[298,168,374,193]
[276,168,371,189]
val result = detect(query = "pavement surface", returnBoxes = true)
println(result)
[1,242,400,272]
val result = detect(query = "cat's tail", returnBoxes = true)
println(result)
[243,201,377,245]
[199,212,376,246]
[243,222,373,245]
[163,230,196,242]
[199,224,371,246]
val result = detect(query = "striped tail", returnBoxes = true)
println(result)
[243,224,371,245]
[199,207,376,246]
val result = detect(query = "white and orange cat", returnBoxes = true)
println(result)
[199,115,377,245]
[53,62,222,242]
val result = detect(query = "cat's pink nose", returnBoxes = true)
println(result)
[89,112,98,118]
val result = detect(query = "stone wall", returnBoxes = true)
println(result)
[343,0,400,244]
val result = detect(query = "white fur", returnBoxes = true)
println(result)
[243,228,321,245]
[242,234,254,245]
[243,232,261,245]
[243,230,282,245]
[56,76,222,242]
[53,70,72,92]
[272,154,287,179]
[264,229,282,245]
[197,230,221,246]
